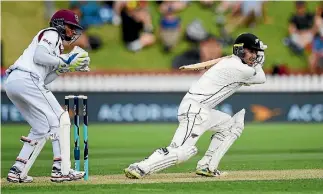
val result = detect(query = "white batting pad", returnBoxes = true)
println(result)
[174,146,198,163]
[137,145,198,174]
[197,109,246,172]
[207,134,236,172]
[138,148,177,174]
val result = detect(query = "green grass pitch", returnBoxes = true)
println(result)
[1,123,323,193]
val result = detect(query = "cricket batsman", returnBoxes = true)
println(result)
[5,9,90,183]
[124,33,268,178]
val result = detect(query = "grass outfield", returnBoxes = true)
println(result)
[1,123,323,193]
[2,179,323,194]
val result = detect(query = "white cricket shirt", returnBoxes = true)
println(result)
[7,27,63,80]
[183,55,266,109]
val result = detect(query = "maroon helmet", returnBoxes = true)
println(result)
[50,9,83,42]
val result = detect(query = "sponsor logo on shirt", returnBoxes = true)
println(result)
[42,38,52,45]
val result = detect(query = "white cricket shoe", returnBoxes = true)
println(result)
[50,166,85,183]
[196,167,226,177]
[7,166,33,183]
[124,164,146,179]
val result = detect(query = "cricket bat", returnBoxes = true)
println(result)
[179,56,231,71]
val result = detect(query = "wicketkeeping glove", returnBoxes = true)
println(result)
[69,46,89,57]
[68,46,91,72]
[56,47,90,74]
[56,54,70,74]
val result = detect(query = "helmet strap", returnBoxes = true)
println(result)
[50,19,67,41]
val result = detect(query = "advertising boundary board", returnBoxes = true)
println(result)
[2,92,323,123]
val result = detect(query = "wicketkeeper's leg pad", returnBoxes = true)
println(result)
[20,136,47,179]
[58,111,71,175]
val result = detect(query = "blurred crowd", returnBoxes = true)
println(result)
[41,1,273,71]
[2,0,320,75]
[3,1,323,87]
[284,1,323,74]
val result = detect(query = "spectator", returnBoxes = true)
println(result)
[309,34,323,74]
[200,0,215,8]
[70,1,114,29]
[271,63,290,75]
[200,35,223,62]
[68,1,104,51]
[185,19,209,43]
[158,1,189,13]
[102,1,125,26]
[314,2,323,39]
[284,1,315,55]
[241,1,268,26]
[214,1,241,17]
[221,1,267,34]
[121,1,156,52]
[172,35,223,70]
[159,1,184,52]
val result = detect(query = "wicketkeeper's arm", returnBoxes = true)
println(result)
[44,70,59,85]
[33,45,63,67]
[178,56,230,71]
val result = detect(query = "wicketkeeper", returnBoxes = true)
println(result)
[124,33,267,178]
[5,9,90,183]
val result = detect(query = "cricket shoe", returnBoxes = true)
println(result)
[7,166,33,183]
[196,167,226,177]
[50,166,85,183]
[124,164,146,179]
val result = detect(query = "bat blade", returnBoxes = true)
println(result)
[179,56,229,71]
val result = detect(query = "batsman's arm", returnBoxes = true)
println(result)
[179,56,229,71]
[244,51,266,85]
[244,65,266,85]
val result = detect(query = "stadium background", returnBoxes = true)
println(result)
[1,1,322,194]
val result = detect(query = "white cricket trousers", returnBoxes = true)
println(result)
[5,70,64,138]
[170,98,232,148]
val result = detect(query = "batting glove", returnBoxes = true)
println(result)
[255,51,265,67]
